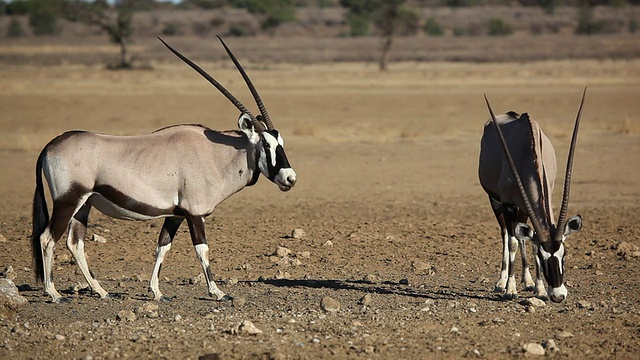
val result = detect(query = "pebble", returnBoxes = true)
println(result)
[556,330,574,339]
[174,314,182,322]
[321,296,340,313]
[116,310,136,322]
[399,278,410,286]
[54,334,65,341]
[521,297,546,307]
[0,234,7,243]
[0,266,16,280]
[233,297,246,308]
[92,234,107,243]
[450,325,459,333]
[523,342,545,356]
[275,270,290,280]
[323,240,333,247]
[363,274,379,284]
[291,229,305,239]
[0,278,28,311]
[359,293,372,307]
[577,300,593,309]
[544,339,560,352]
[231,320,263,335]
[297,251,311,259]
[275,246,291,257]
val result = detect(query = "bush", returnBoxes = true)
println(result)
[423,17,445,36]
[575,6,609,34]
[161,22,181,36]
[228,22,254,36]
[29,7,58,35]
[630,18,638,33]
[346,13,371,36]
[453,26,467,36]
[6,17,25,37]
[488,18,513,36]
[395,7,420,36]
[442,0,475,7]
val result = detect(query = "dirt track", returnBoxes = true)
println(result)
[0,56,639,359]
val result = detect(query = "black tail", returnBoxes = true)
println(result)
[32,152,49,283]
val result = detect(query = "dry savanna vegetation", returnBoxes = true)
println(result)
[0,1,640,359]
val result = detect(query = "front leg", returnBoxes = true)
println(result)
[533,245,549,301]
[150,217,183,301]
[186,215,231,301]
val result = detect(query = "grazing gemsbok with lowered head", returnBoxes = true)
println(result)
[31,36,297,303]
[478,89,586,302]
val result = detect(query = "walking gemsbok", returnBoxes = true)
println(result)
[31,36,297,303]
[478,89,586,302]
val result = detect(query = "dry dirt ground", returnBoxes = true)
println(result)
[0,53,639,359]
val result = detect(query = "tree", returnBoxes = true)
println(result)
[230,0,297,32]
[340,0,412,70]
[63,0,134,69]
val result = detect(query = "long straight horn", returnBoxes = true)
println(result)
[484,95,548,239]
[554,87,587,242]
[158,37,265,133]
[216,35,274,130]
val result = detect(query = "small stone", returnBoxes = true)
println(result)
[320,296,340,313]
[577,300,592,309]
[0,278,28,311]
[556,330,574,339]
[363,274,379,284]
[116,310,136,322]
[54,334,65,341]
[231,320,262,335]
[359,293,372,307]
[291,229,305,239]
[399,278,410,286]
[0,266,16,280]
[228,277,239,285]
[190,273,206,285]
[92,234,107,243]
[523,342,545,356]
[311,337,320,344]
[275,246,291,257]
[297,251,311,259]
[450,325,459,333]
[275,270,290,280]
[174,314,182,322]
[364,346,375,354]
[521,297,546,308]
[233,297,246,308]
[0,234,7,243]
[135,302,159,314]
[323,240,333,247]
[544,339,560,352]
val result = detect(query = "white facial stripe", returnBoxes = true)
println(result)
[554,244,565,274]
[539,246,551,261]
[262,133,279,167]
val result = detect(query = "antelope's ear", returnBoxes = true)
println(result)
[563,215,582,238]
[238,113,259,143]
[514,223,536,244]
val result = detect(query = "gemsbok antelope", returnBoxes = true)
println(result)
[479,89,586,303]
[31,36,297,303]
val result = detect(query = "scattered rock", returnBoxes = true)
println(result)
[135,302,159,317]
[523,342,545,356]
[69,282,89,294]
[521,297,546,308]
[0,266,16,280]
[399,278,410,286]
[323,240,333,247]
[544,339,560,353]
[233,297,246,308]
[291,229,305,239]
[363,274,379,284]
[359,293,372,307]
[54,334,65,341]
[297,251,311,259]
[230,320,263,335]
[321,296,340,313]
[450,325,459,333]
[275,246,291,257]
[174,314,182,322]
[190,273,206,285]
[577,300,593,310]
[92,234,107,243]
[116,310,136,322]
[0,234,7,243]
[411,260,431,272]
[615,241,640,259]
[556,330,574,339]
[275,270,290,280]
[0,278,28,311]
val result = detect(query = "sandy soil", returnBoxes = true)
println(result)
[0,56,639,359]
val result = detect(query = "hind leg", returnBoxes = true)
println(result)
[149,217,183,301]
[66,204,108,298]
[490,198,509,293]
[41,196,87,302]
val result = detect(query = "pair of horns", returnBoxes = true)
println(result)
[158,35,274,133]
[484,87,586,243]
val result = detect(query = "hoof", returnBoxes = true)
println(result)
[159,295,174,302]
[494,286,506,293]
[523,285,536,292]
[217,294,233,302]
[535,294,549,302]
[502,293,518,300]
[106,293,125,300]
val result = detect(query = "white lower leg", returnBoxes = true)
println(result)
[505,236,518,299]
[194,244,226,300]
[495,230,509,292]
[41,232,62,302]
[150,243,171,301]
[67,235,108,298]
